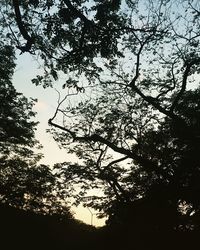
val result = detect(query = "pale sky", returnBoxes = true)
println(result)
[13,52,106,227]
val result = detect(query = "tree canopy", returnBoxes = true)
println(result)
[0,42,72,218]
[1,0,200,230]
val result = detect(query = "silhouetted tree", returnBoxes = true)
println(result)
[1,0,200,231]
[0,42,72,217]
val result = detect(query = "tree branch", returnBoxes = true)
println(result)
[131,84,180,120]
[12,0,34,52]
[48,118,168,178]
[63,0,94,27]
[128,29,186,122]
[103,156,129,171]
[170,58,200,112]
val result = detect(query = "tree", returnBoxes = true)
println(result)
[0,42,72,218]
[1,0,200,230]
[0,43,40,162]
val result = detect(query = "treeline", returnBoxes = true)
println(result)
[0,203,96,250]
[0,203,199,250]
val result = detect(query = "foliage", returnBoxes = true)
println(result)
[0,41,40,160]
[1,0,200,230]
[0,42,72,217]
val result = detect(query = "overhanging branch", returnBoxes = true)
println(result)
[13,0,34,52]
[48,118,167,178]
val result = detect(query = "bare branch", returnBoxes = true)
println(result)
[50,89,78,122]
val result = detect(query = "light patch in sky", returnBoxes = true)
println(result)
[73,205,106,227]
[34,100,49,112]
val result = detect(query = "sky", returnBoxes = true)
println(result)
[13,52,106,227]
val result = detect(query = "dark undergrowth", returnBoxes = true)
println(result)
[0,204,199,250]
